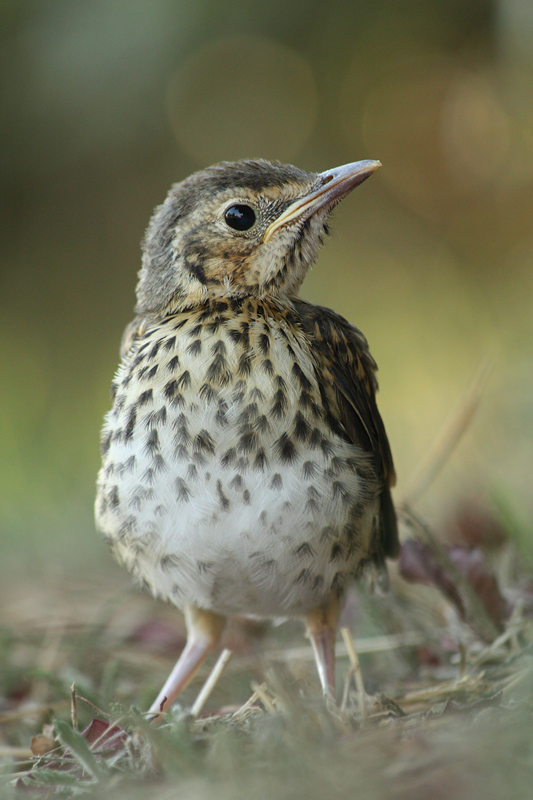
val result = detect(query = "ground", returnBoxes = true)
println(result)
[1,502,533,799]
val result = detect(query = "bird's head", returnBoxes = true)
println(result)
[135,158,380,315]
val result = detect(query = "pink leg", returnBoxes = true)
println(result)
[305,595,342,700]
[149,604,226,717]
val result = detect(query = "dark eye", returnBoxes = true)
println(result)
[224,204,256,231]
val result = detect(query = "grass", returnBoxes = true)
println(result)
[1,508,533,799]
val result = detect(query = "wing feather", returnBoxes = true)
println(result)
[295,300,399,560]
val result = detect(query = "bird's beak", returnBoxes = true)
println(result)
[263,159,381,243]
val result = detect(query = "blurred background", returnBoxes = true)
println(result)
[1,0,532,589]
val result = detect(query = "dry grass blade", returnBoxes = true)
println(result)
[263,631,424,667]
[29,623,66,706]
[0,703,69,724]
[70,683,78,731]
[231,687,263,720]
[398,672,491,710]
[190,648,233,719]
[0,746,34,758]
[401,354,494,506]
[500,667,533,696]
[250,681,277,713]
[470,605,528,666]
[74,695,110,720]
[340,627,366,723]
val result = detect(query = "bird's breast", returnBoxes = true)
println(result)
[95,299,378,616]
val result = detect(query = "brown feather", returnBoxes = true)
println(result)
[295,300,399,559]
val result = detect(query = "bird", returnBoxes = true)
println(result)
[95,157,399,716]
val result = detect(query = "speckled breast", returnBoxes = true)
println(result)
[95,299,378,617]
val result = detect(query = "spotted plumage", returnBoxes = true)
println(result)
[95,157,399,714]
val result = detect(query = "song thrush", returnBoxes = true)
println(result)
[95,158,399,714]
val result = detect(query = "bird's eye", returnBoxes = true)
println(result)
[224,204,256,231]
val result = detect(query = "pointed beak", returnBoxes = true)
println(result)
[263,159,381,243]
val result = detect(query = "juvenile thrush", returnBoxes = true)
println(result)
[95,158,399,714]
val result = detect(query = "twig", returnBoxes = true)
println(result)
[190,649,233,719]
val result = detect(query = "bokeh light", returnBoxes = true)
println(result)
[167,36,318,164]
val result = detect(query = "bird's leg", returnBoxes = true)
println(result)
[305,594,342,700]
[148,604,226,717]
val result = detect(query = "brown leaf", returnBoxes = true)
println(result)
[447,547,509,629]
[81,718,128,752]
[399,540,509,630]
[30,731,56,756]
[399,539,466,618]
